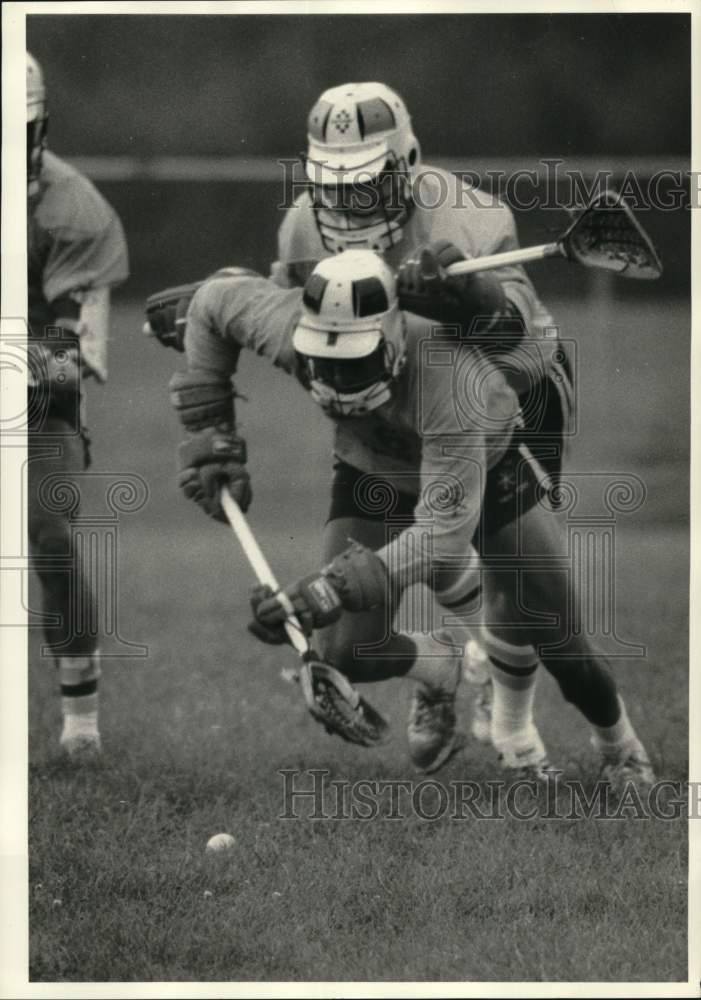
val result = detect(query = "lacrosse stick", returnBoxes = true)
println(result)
[220,488,389,747]
[446,189,663,280]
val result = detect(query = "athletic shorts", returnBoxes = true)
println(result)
[328,373,567,549]
[27,381,92,470]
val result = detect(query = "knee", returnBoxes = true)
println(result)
[318,624,358,677]
[545,663,581,705]
[317,615,389,683]
[542,658,599,703]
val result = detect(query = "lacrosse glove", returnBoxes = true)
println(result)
[248,542,388,644]
[398,239,508,330]
[170,369,251,520]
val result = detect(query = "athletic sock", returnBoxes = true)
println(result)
[479,629,540,745]
[58,653,100,739]
[434,563,488,683]
[462,638,490,685]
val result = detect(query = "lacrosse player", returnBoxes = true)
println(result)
[272,81,574,771]
[167,248,654,789]
[27,53,129,756]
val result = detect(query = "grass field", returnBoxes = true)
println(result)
[27,294,689,982]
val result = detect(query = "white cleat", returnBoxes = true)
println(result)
[60,717,101,760]
[599,741,656,794]
[495,725,553,783]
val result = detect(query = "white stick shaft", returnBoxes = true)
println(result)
[446,241,561,276]
[220,489,309,657]
[221,489,279,588]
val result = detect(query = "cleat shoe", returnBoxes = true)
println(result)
[60,731,101,761]
[60,715,101,761]
[600,742,656,794]
[407,659,461,773]
[495,726,553,783]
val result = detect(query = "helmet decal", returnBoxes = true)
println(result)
[308,100,334,142]
[302,273,329,313]
[352,277,389,317]
[331,109,353,135]
[356,98,396,139]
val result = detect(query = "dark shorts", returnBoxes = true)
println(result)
[28,382,92,470]
[328,374,567,549]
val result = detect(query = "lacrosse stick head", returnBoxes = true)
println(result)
[559,189,663,279]
[298,656,390,747]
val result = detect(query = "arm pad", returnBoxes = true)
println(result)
[169,369,236,431]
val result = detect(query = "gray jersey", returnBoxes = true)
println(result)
[185,272,520,584]
[274,163,553,338]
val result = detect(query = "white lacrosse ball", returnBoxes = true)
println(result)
[206,833,236,854]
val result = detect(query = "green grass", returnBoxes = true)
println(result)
[27,296,689,981]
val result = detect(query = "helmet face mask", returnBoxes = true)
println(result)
[310,154,414,252]
[304,82,420,253]
[297,338,403,418]
[304,344,390,394]
[27,118,48,184]
[26,52,48,192]
[292,250,406,418]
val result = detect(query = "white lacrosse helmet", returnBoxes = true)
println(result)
[305,82,421,254]
[27,52,48,190]
[293,250,406,417]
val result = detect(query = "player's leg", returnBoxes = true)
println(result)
[468,368,570,776]
[316,464,461,771]
[473,567,550,777]
[431,557,537,746]
[482,496,654,789]
[28,413,101,756]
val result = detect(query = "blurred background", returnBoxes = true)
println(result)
[27,13,690,296]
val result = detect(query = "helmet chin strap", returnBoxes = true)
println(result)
[315,211,406,254]
[310,378,393,418]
